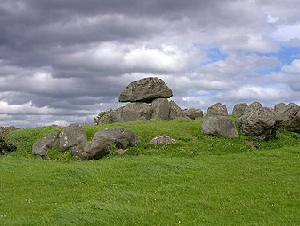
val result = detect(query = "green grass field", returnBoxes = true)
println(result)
[1,119,300,225]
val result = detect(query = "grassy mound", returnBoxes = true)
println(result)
[1,119,300,225]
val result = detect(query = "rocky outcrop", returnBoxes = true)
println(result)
[207,103,228,117]
[119,77,173,103]
[72,128,138,160]
[201,116,238,137]
[150,136,177,145]
[182,108,203,120]
[232,103,248,117]
[32,131,60,158]
[59,123,86,151]
[238,107,277,140]
[275,103,300,132]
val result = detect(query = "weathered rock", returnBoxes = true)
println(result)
[244,101,263,114]
[32,131,60,158]
[151,98,171,120]
[59,123,86,151]
[201,116,238,137]
[119,77,173,103]
[150,136,177,145]
[169,101,184,120]
[207,103,228,116]
[239,107,277,140]
[276,103,300,132]
[71,141,110,160]
[182,108,203,120]
[120,103,152,122]
[232,103,248,117]
[93,128,138,149]
[274,103,288,114]
[72,128,138,160]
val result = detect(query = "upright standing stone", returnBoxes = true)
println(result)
[207,103,228,116]
[239,107,277,140]
[232,103,248,117]
[59,123,86,151]
[151,98,171,120]
[201,116,238,137]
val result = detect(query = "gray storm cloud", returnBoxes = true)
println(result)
[0,0,300,126]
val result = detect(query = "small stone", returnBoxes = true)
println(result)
[150,135,177,145]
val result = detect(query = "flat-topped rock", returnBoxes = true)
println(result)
[119,77,173,103]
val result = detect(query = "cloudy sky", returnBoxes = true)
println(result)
[1,0,300,127]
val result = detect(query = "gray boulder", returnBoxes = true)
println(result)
[93,128,138,149]
[71,141,110,160]
[274,103,288,114]
[119,77,173,103]
[59,124,86,151]
[232,103,248,117]
[120,103,152,122]
[201,116,238,137]
[72,128,138,160]
[207,103,228,116]
[239,107,277,140]
[169,101,184,120]
[244,101,262,114]
[182,108,203,120]
[151,98,171,120]
[32,131,60,158]
[276,103,300,132]
[150,135,177,145]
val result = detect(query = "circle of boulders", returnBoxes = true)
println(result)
[72,128,138,160]
[32,124,138,160]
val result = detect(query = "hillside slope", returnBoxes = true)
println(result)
[1,119,300,225]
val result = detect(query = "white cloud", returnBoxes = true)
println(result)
[272,23,300,41]
[219,85,290,100]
